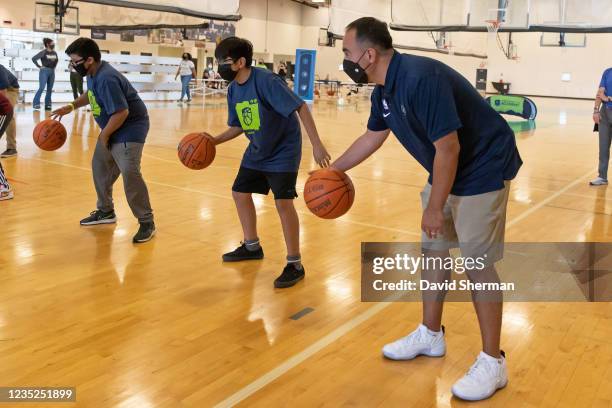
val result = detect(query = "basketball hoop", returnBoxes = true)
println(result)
[486,19,501,35]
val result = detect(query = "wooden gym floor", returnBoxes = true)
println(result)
[1,96,611,407]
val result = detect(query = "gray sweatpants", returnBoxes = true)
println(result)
[92,139,153,223]
[598,107,612,180]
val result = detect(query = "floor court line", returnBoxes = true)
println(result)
[211,168,595,408]
[28,157,422,237]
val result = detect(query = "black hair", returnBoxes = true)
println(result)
[65,37,102,62]
[182,52,192,60]
[43,38,54,47]
[214,37,253,67]
[346,17,393,50]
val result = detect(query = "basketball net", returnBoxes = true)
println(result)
[486,19,501,43]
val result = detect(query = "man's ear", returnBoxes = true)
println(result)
[366,48,377,64]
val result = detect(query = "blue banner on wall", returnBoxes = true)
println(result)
[294,49,316,102]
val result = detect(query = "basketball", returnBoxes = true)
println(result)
[32,119,67,151]
[178,132,216,170]
[304,168,355,219]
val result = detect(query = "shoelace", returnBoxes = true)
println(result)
[402,327,426,346]
[466,357,496,381]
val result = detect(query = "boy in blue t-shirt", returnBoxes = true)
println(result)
[52,38,155,243]
[210,37,330,288]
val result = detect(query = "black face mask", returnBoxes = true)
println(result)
[74,61,89,77]
[218,63,237,82]
[343,50,371,84]
[49,44,55,50]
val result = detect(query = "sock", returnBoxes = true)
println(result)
[287,255,303,270]
[244,238,261,252]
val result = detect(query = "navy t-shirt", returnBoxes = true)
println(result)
[600,68,612,109]
[227,67,304,172]
[0,64,19,90]
[368,52,522,196]
[86,61,149,144]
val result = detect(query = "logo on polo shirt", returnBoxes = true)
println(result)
[382,98,391,118]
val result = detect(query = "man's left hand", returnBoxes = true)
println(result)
[422,206,445,239]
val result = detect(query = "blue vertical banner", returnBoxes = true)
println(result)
[294,49,316,102]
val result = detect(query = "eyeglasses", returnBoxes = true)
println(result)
[70,58,85,68]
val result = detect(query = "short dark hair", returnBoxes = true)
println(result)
[215,37,253,67]
[43,38,53,47]
[346,17,393,50]
[65,37,102,62]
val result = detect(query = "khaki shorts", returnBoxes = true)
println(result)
[420,181,511,265]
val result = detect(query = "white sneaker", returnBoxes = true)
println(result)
[0,185,14,201]
[589,177,608,186]
[382,324,446,360]
[451,351,508,401]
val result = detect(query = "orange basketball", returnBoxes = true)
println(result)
[33,119,67,151]
[304,168,355,219]
[178,132,216,170]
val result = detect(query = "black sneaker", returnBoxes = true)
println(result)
[222,243,264,262]
[274,264,305,288]
[133,222,156,243]
[80,210,117,226]
[45,106,52,111]
[33,105,41,111]
[0,149,17,158]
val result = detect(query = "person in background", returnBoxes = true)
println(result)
[278,63,287,82]
[175,52,196,103]
[69,60,84,100]
[0,64,19,158]
[590,67,612,186]
[32,38,58,111]
[0,91,14,200]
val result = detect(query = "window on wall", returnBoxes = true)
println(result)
[141,52,152,75]
[0,28,57,50]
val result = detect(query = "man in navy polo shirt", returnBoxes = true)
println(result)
[52,38,155,243]
[332,17,522,401]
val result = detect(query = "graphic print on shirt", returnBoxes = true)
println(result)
[235,99,261,133]
[87,90,102,117]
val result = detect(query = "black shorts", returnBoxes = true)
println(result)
[232,166,298,200]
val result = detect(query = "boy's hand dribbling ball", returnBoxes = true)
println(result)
[304,168,355,219]
[33,119,67,151]
[178,132,216,170]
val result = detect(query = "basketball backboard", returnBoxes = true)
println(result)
[540,31,587,47]
[34,2,80,34]
[467,0,530,30]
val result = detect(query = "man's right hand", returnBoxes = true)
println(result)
[51,105,74,120]
[594,112,601,125]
